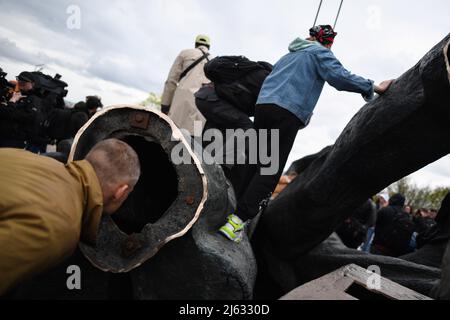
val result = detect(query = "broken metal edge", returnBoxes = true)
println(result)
[70,104,209,273]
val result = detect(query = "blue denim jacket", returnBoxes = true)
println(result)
[257,39,374,126]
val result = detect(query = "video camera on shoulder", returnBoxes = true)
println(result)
[30,72,68,99]
[16,71,69,109]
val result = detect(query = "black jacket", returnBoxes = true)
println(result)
[373,196,415,256]
[0,97,38,142]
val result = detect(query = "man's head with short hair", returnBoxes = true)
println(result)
[389,193,406,207]
[86,96,103,116]
[86,139,141,214]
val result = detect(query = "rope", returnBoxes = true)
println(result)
[333,0,344,29]
[312,0,344,30]
[312,0,323,27]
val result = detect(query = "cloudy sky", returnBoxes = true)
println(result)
[0,0,449,188]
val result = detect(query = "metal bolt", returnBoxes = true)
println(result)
[185,196,195,205]
[135,114,144,123]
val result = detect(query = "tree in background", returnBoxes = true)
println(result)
[140,92,162,110]
[388,177,449,210]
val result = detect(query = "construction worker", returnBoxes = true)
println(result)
[0,139,140,295]
[161,35,211,136]
[219,25,394,242]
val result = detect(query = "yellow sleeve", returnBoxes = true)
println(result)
[0,213,72,295]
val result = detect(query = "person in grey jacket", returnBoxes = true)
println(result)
[219,25,394,242]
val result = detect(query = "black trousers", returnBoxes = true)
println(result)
[196,83,254,133]
[235,104,304,221]
[196,92,255,197]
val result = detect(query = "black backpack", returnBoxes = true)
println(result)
[204,56,273,116]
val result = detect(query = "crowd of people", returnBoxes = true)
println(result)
[339,192,439,257]
[0,67,103,158]
[271,168,441,258]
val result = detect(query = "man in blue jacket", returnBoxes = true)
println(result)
[220,25,394,242]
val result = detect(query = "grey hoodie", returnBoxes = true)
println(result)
[288,38,320,52]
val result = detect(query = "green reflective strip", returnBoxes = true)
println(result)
[220,226,236,240]
[229,219,241,230]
